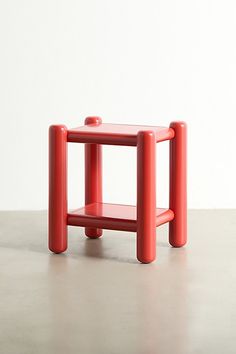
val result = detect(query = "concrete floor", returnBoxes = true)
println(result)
[0,210,236,354]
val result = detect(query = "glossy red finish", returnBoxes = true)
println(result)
[137,131,156,263]
[48,118,187,263]
[68,123,174,146]
[48,125,67,253]
[67,203,174,232]
[169,122,187,247]
[84,117,103,238]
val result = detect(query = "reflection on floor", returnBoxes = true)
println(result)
[0,210,235,354]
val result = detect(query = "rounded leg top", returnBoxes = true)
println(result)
[85,117,102,125]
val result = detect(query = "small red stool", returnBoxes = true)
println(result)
[49,117,187,263]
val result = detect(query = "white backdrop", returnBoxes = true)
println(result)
[0,0,235,210]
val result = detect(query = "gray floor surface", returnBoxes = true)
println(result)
[0,210,236,354]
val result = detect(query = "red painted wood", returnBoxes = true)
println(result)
[49,125,68,253]
[137,131,156,263]
[48,117,187,263]
[169,121,187,247]
[68,123,174,146]
[84,117,103,238]
[67,203,174,232]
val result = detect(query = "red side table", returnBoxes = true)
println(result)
[49,117,187,263]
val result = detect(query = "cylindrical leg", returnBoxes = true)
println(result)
[49,125,68,253]
[169,121,187,247]
[137,131,156,263]
[84,117,103,238]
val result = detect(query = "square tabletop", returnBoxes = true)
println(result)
[67,123,174,146]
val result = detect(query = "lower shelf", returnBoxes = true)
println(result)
[67,203,174,232]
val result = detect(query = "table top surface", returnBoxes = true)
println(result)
[70,123,170,136]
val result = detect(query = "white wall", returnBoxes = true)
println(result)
[0,0,235,210]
